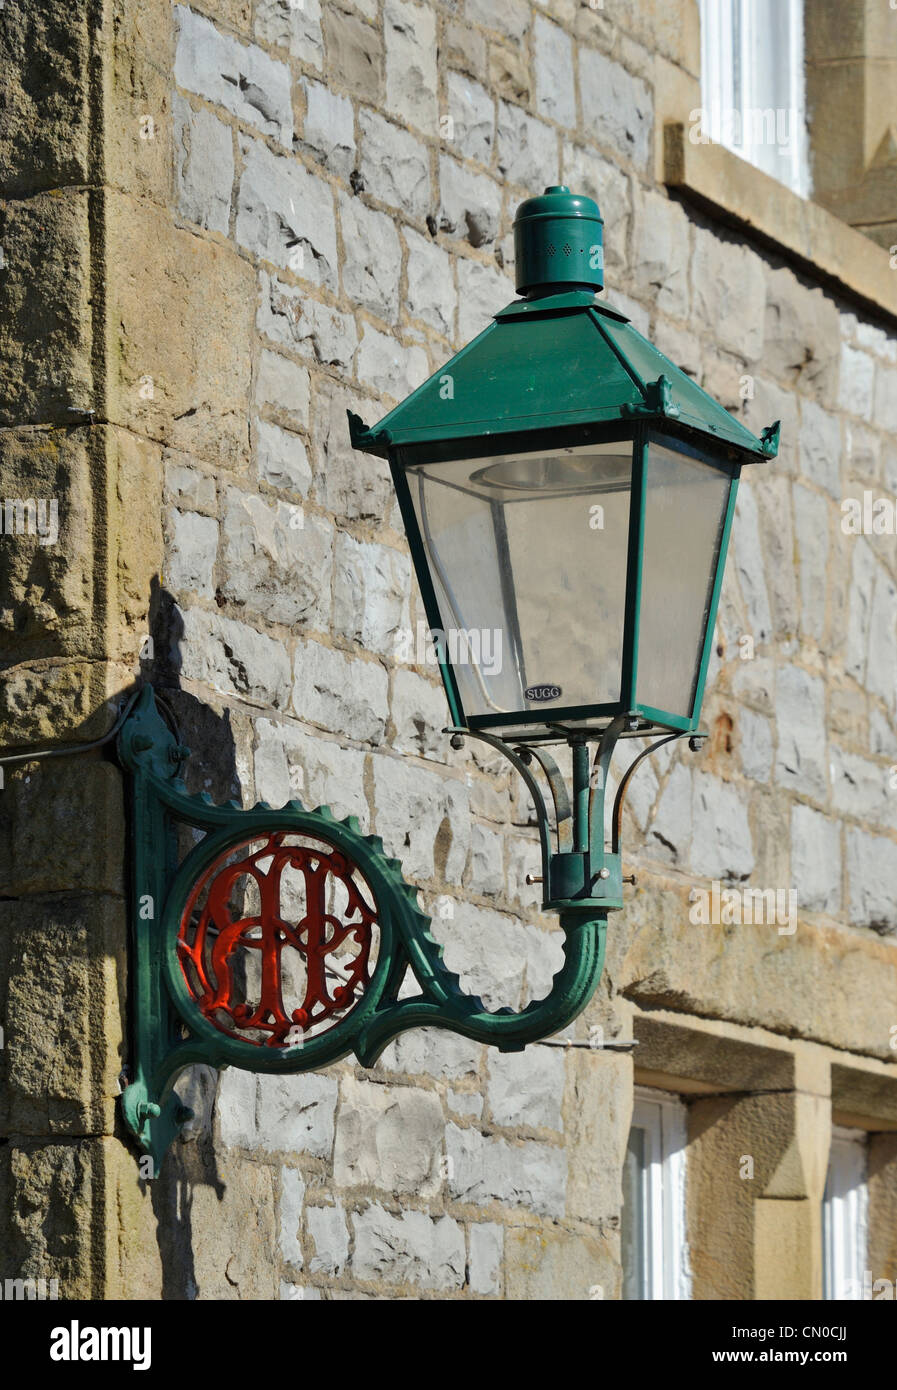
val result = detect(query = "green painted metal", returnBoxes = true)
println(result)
[118,688,629,1169]
[513,185,604,296]
[621,427,647,709]
[346,295,779,464]
[690,470,741,723]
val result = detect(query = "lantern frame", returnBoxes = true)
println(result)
[388,418,741,745]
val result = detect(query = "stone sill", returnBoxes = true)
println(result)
[663,122,897,327]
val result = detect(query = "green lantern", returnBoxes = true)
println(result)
[350,186,779,748]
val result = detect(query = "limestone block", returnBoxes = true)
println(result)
[533,15,576,127]
[372,754,469,883]
[256,418,312,496]
[838,343,876,420]
[458,257,513,340]
[469,1222,503,1295]
[355,322,429,399]
[165,508,219,598]
[445,1123,567,1218]
[846,827,897,934]
[322,5,384,100]
[563,144,631,273]
[0,894,125,1136]
[497,102,559,188]
[489,42,531,106]
[340,194,403,322]
[333,1075,445,1196]
[299,78,355,178]
[257,272,357,370]
[467,822,504,898]
[647,762,692,865]
[579,48,653,173]
[221,488,332,628]
[403,227,457,337]
[692,225,766,362]
[791,803,841,915]
[466,0,532,41]
[280,1168,304,1268]
[255,349,311,431]
[173,95,234,235]
[255,0,324,70]
[174,6,293,143]
[307,1201,350,1275]
[446,72,495,167]
[332,532,411,658]
[236,137,338,291]
[178,606,293,709]
[631,188,690,320]
[352,1204,465,1289]
[505,1223,616,1300]
[390,667,449,760]
[384,0,438,136]
[444,20,488,81]
[359,110,430,221]
[0,190,94,426]
[793,482,830,642]
[764,265,839,401]
[487,1047,565,1130]
[774,664,827,799]
[311,378,393,520]
[438,155,502,247]
[292,639,389,743]
[253,716,368,820]
[107,193,254,467]
[731,483,773,644]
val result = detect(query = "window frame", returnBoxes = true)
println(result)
[699,0,809,198]
[623,1086,691,1300]
[822,1124,869,1301]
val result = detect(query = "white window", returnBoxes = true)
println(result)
[822,1125,868,1300]
[699,0,809,197]
[622,1087,691,1299]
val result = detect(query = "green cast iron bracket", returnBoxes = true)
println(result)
[118,687,690,1172]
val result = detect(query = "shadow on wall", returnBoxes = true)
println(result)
[137,577,241,1299]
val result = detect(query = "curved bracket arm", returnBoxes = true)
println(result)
[611,731,684,854]
[517,743,574,854]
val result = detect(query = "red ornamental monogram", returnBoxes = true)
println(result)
[177,833,377,1045]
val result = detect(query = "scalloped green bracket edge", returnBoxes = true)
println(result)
[116,687,609,1172]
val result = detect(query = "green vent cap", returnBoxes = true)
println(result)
[514,185,604,298]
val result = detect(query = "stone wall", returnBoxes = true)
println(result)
[2,0,897,1300]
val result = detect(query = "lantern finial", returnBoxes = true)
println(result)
[513,184,604,298]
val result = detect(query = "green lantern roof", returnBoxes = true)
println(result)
[349,185,778,465]
[349,288,779,462]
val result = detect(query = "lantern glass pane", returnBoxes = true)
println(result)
[404,442,633,725]
[636,439,733,718]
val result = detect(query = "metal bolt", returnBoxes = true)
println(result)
[688,735,707,752]
[525,874,544,885]
[450,733,464,750]
[623,873,637,886]
[597,867,610,880]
